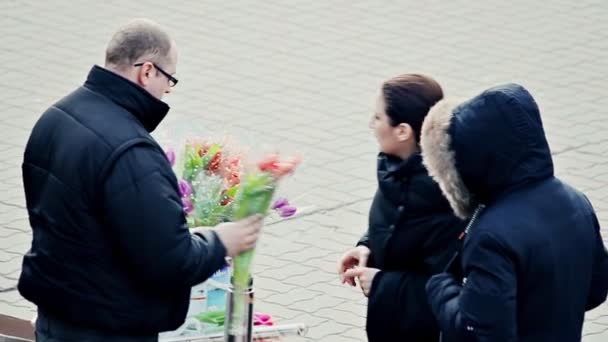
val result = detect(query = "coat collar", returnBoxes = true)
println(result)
[376,152,453,213]
[83,65,169,132]
[377,152,424,183]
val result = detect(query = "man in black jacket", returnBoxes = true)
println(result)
[18,18,262,341]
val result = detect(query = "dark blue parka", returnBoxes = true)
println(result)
[421,83,608,342]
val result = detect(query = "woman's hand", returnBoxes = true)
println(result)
[344,266,380,296]
[338,246,371,286]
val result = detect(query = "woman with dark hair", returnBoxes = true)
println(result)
[338,74,466,341]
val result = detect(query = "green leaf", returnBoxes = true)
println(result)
[225,184,240,198]
[232,173,276,220]
[196,310,225,325]
[183,144,204,183]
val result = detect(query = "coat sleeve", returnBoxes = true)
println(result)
[356,189,377,266]
[586,212,608,310]
[367,271,438,341]
[102,144,227,290]
[357,231,370,247]
[357,189,379,249]
[426,232,517,342]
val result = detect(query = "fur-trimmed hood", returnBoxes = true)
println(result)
[419,83,554,219]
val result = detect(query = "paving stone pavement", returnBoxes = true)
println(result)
[1,0,608,340]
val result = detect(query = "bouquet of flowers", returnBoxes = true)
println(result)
[227,153,300,336]
[166,139,299,227]
[165,138,300,336]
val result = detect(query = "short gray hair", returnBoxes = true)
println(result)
[105,19,172,69]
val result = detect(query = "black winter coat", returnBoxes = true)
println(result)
[18,65,227,335]
[358,153,465,341]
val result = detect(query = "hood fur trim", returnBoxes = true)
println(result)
[420,98,472,219]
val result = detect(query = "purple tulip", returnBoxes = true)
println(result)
[165,148,176,167]
[182,197,194,214]
[271,197,289,210]
[278,205,297,218]
[178,179,192,197]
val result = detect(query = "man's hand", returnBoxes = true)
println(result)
[213,215,263,257]
[344,266,380,296]
[338,246,371,286]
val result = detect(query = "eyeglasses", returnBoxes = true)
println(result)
[133,62,178,87]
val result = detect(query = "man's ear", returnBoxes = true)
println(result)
[137,62,154,86]
[395,123,413,142]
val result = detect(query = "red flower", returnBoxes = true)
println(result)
[220,156,242,187]
[227,172,240,187]
[257,154,280,172]
[220,192,233,206]
[198,146,210,157]
[208,151,222,172]
[258,154,301,178]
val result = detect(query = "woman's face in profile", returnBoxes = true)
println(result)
[370,94,401,156]
[370,92,418,159]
